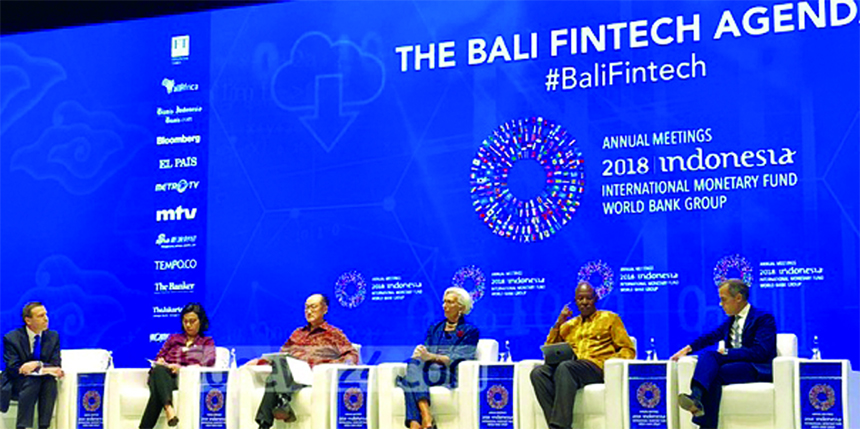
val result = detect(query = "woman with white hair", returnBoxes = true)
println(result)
[397,287,480,429]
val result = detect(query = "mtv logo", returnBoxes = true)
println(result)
[171,35,190,58]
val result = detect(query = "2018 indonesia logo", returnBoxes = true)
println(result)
[487,384,510,410]
[636,382,661,408]
[205,388,225,412]
[578,260,614,299]
[82,390,101,412]
[470,117,585,243]
[451,265,486,303]
[808,383,836,412]
[343,387,364,412]
[335,270,367,309]
[713,254,753,286]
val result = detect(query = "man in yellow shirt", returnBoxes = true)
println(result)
[530,281,636,429]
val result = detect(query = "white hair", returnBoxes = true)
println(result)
[444,286,473,315]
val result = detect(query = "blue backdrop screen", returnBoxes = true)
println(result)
[2,1,858,367]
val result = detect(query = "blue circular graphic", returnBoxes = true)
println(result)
[343,387,364,411]
[486,384,509,410]
[470,117,585,243]
[451,265,486,303]
[335,270,367,309]
[205,389,225,412]
[636,382,661,408]
[82,390,101,412]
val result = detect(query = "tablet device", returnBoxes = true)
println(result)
[540,343,576,365]
[261,353,313,386]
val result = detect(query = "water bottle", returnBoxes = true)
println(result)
[811,336,821,360]
[646,337,658,361]
[504,340,513,363]
[230,348,238,369]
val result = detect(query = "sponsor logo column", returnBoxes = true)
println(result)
[152,31,209,337]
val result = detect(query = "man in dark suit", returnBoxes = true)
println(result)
[1,302,63,429]
[670,279,777,429]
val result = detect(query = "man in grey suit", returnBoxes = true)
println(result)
[1,302,64,429]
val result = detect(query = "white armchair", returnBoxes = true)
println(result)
[104,346,231,429]
[515,337,636,429]
[677,333,797,429]
[376,339,498,429]
[233,344,362,429]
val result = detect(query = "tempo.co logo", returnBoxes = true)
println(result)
[154,259,198,270]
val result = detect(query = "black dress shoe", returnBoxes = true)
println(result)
[678,393,705,417]
[167,416,179,427]
[273,405,296,422]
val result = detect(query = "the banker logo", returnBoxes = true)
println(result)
[155,281,196,293]
[82,390,102,412]
[171,35,190,62]
[159,157,197,170]
[149,333,170,342]
[154,259,198,270]
[156,205,197,222]
[155,179,199,193]
[156,233,197,249]
[156,134,201,145]
[162,78,199,94]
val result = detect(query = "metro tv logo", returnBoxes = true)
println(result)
[156,205,197,222]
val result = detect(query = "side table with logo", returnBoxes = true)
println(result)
[793,359,860,429]
[474,362,517,429]
[331,365,376,429]
[177,366,236,429]
[618,360,678,429]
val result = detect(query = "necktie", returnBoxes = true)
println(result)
[731,318,742,349]
[33,334,41,360]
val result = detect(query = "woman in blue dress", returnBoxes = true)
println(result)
[398,287,480,429]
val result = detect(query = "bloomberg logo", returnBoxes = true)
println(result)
[154,259,198,270]
[156,134,201,145]
[155,179,199,193]
[156,205,197,222]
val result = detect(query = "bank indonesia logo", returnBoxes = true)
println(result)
[636,382,661,408]
[486,385,509,410]
[808,384,836,411]
[205,389,225,412]
[342,387,364,412]
[82,390,102,412]
[171,35,189,62]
